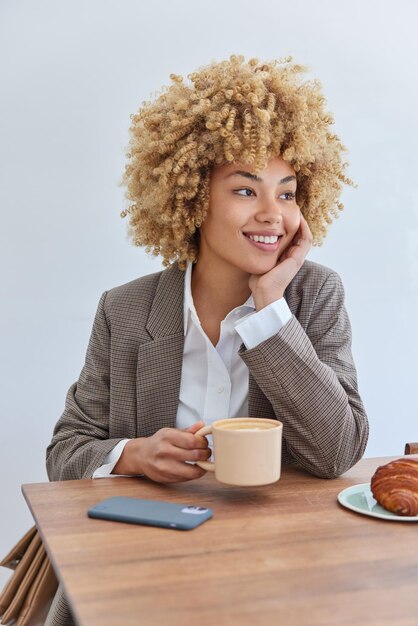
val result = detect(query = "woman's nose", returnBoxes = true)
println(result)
[256,201,283,224]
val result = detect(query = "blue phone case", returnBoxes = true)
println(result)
[87,496,213,530]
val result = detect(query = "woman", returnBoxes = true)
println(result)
[47,55,368,487]
[43,53,369,626]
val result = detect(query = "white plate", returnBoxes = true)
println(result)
[337,483,418,522]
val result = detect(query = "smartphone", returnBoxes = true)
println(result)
[87,496,213,530]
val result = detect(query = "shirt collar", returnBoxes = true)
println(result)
[183,262,255,336]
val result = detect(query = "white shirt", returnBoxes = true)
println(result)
[93,263,292,477]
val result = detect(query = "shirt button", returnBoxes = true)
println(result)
[217,386,225,394]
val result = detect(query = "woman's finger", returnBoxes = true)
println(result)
[158,427,209,450]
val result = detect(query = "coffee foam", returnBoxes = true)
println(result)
[218,422,275,431]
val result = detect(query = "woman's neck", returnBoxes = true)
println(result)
[191,258,251,325]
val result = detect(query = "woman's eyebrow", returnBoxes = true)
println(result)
[278,175,297,184]
[225,171,297,185]
[226,171,262,182]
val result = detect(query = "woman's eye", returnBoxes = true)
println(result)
[235,188,254,197]
[280,191,296,201]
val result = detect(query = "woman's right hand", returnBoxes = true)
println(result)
[112,421,211,483]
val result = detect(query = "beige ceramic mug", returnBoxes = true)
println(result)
[195,418,283,486]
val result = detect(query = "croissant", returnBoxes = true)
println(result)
[370,458,418,516]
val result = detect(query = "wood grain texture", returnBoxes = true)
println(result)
[22,457,418,626]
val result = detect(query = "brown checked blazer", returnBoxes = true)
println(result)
[46,260,368,483]
[45,260,369,626]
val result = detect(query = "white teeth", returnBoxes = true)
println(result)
[248,234,278,244]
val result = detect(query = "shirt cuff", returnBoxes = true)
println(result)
[234,298,292,349]
[92,439,133,478]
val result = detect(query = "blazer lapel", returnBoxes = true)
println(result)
[136,265,185,438]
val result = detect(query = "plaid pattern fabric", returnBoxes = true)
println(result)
[245,268,368,477]
[46,260,368,482]
[45,260,368,625]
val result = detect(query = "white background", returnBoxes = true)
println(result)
[1,0,417,584]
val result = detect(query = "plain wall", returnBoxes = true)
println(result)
[1,0,417,585]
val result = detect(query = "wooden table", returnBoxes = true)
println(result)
[22,457,418,626]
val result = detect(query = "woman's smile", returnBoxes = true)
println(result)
[243,231,283,251]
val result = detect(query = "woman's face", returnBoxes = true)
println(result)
[198,157,301,278]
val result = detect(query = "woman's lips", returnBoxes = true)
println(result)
[244,233,282,252]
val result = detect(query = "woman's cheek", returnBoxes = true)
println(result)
[288,209,301,236]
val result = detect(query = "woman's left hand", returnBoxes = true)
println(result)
[249,214,313,311]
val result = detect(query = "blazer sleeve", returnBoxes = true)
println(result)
[240,271,369,478]
[46,292,125,480]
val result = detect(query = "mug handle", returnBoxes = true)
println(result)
[195,424,215,472]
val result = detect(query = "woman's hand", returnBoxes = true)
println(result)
[249,214,313,310]
[112,421,211,483]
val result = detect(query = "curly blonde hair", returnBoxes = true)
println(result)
[122,55,352,267]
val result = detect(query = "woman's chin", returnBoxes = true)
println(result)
[241,260,279,276]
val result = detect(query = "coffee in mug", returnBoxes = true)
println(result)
[195,417,282,486]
